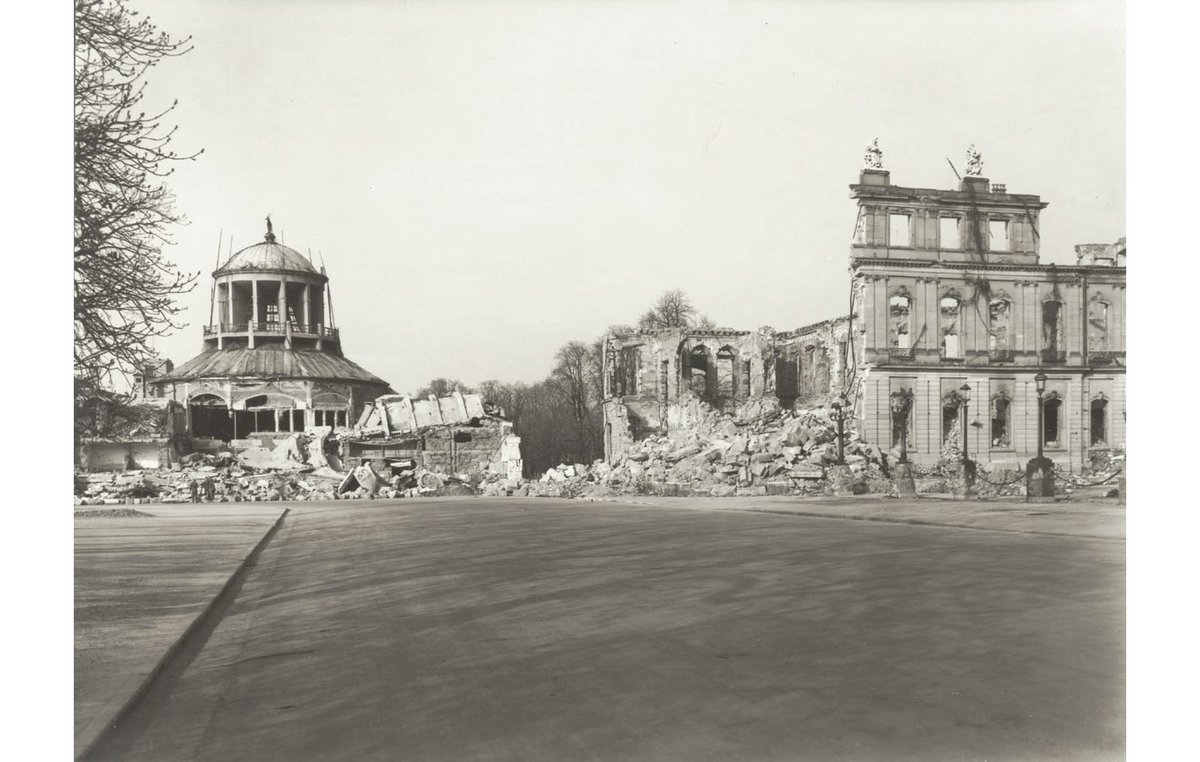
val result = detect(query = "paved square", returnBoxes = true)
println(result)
[86,499,1124,761]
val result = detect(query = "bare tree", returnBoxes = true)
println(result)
[75,0,202,385]
[637,288,699,330]
[415,378,472,398]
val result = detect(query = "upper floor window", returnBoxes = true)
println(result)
[889,294,912,349]
[988,219,1009,251]
[889,214,911,247]
[988,298,1011,351]
[1088,299,1109,352]
[940,296,961,359]
[939,217,960,249]
[1042,300,1064,352]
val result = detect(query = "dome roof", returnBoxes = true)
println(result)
[215,240,319,276]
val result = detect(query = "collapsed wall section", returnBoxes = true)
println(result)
[602,320,851,464]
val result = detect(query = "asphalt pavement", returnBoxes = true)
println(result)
[81,497,1124,761]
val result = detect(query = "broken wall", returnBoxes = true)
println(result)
[602,320,850,463]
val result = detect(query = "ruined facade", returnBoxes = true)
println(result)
[847,165,1125,468]
[150,222,393,447]
[601,320,850,463]
[601,154,1126,471]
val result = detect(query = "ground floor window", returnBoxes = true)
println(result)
[991,393,1011,448]
[1043,396,1063,448]
[1090,397,1108,446]
[941,393,961,444]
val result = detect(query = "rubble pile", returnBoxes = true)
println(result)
[529,401,892,499]
[74,431,347,504]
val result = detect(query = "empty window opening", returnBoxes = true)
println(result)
[715,346,736,398]
[890,391,914,449]
[890,295,912,349]
[1090,397,1108,446]
[775,349,798,408]
[942,393,961,445]
[991,394,1011,448]
[988,219,1009,251]
[1088,300,1109,352]
[741,359,752,399]
[1043,396,1063,448]
[889,214,911,247]
[940,297,961,359]
[618,346,641,396]
[1042,300,1063,352]
[939,217,961,249]
[989,299,1011,352]
[688,345,709,398]
[659,359,670,402]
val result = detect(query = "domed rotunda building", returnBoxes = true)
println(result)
[151,220,392,442]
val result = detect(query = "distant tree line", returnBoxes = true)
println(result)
[413,290,716,477]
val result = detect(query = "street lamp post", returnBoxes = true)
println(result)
[892,388,916,497]
[959,382,976,498]
[1026,371,1055,502]
[831,400,846,465]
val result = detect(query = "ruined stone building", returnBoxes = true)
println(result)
[148,221,393,446]
[849,163,1125,468]
[602,149,1125,470]
[602,320,850,463]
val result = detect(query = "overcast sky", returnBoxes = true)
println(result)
[139,0,1124,395]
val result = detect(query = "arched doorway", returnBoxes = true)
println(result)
[189,393,232,440]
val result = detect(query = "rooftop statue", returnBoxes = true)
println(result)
[964,145,984,177]
[864,138,883,169]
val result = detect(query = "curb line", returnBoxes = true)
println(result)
[741,507,1123,541]
[75,507,290,761]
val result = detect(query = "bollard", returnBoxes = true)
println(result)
[894,462,917,498]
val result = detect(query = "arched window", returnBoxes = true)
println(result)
[1091,396,1109,446]
[189,393,230,440]
[890,294,912,349]
[988,298,1011,352]
[1088,299,1109,352]
[715,346,736,398]
[688,344,709,398]
[991,392,1011,448]
[940,296,961,359]
[1042,394,1063,448]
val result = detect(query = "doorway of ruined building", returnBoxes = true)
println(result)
[687,345,710,399]
[715,346,736,405]
[775,349,798,409]
[189,393,232,440]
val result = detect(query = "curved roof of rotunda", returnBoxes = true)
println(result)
[160,347,390,387]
